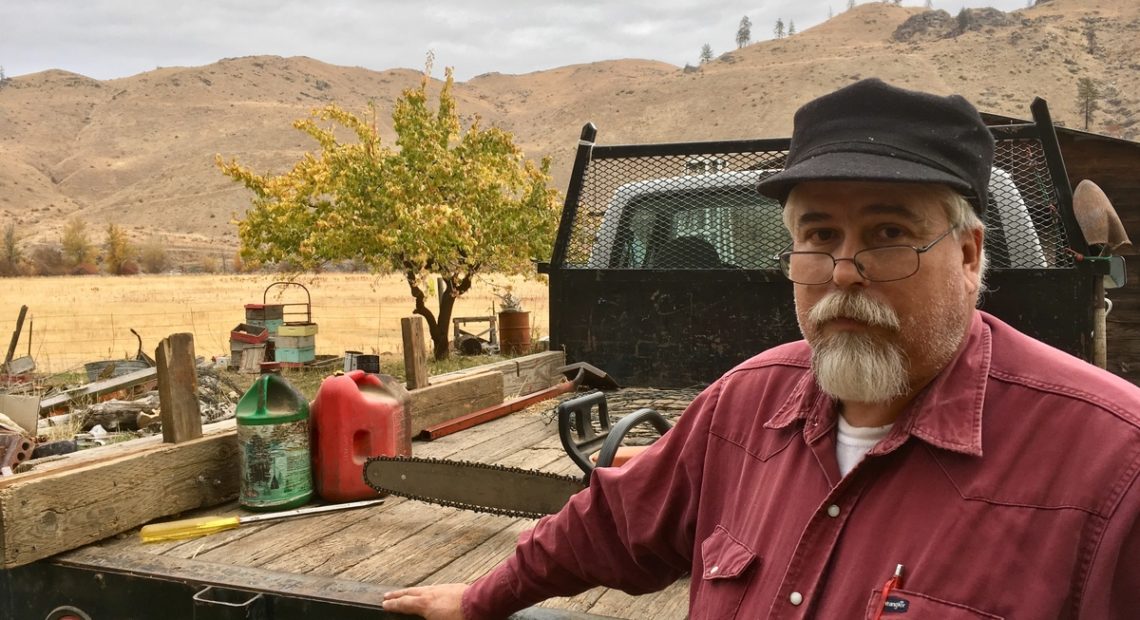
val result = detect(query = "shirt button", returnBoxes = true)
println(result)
[827,504,841,518]
[708,565,719,575]
[790,591,804,606]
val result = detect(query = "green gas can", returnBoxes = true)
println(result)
[235,373,313,511]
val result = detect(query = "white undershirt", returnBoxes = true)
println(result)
[836,415,893,477]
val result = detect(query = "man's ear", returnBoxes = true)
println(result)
[960,227,984,293]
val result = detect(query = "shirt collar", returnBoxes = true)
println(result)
[764,311,991,457]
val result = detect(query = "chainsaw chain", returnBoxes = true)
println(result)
[364,455,584,520]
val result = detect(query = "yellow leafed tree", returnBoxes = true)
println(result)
[218,64,560,359]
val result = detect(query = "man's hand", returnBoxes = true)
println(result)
[381,583,468,619]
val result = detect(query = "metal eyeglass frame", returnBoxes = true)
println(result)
[773,228,957,285]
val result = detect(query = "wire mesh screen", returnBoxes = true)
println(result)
[562,151,790,270]
[558,136,1075,271]
[989,139,1074,269]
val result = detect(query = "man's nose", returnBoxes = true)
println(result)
[831,246,866,287]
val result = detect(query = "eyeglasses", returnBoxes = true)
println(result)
[774,228,956,285]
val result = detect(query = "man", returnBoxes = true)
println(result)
[383,79,1140,619]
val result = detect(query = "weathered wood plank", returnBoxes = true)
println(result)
[415,518,533,585]
[432,351,566,397]
[3,305,27,371]
[407,371,503,436]
[0,429,238,568]
[191,499,407,571]
[412,411,543,460]
[583,578,690,619]
[156,332,203,443]
[255,499,454,575]
[401,315,430,390]
[7,419,236,484]
[38,366,158,412]
[335,509,510,584]
[448,417,563,465]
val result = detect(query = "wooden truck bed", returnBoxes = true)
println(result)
[4,404,689,619]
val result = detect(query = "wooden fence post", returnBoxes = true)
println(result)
[156,333,202,443]
[3,305,27,372]
[401,316,429,390]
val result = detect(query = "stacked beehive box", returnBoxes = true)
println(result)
[275,323,318,365]
[244,304,285,336]
[229,323,270,372]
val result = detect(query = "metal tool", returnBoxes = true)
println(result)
[366,392,673,517]
[364,456,587,519]
[139,498,385,543]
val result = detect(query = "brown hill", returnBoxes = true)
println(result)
[1,0,1137,264]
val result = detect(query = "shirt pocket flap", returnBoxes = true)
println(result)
[700,525,758,581]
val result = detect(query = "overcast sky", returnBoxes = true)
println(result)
[3,0,1032,82]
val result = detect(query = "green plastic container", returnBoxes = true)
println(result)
[235,373,313,511]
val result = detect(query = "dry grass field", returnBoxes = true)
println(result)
[0,273,549,375]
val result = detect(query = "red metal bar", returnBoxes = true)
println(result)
[419,381,573,440]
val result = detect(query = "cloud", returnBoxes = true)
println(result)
[0,0,1035,81]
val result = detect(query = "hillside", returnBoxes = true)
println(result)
[1,0,1137,264]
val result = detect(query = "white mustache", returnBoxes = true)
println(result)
[808,291,901,332]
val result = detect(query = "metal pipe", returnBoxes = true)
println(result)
[419,381,572,440]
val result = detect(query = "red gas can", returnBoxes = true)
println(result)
[310,370,411,501]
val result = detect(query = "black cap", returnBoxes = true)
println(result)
[757,79,994,213]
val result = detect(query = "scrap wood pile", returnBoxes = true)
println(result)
[0,363,245,473]
[43,365,244,430]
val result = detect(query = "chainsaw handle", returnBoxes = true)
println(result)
[594,407,672,469]
[557,392,673,477]
[557,391,612,476]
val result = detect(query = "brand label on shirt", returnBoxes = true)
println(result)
[883,596,910,613]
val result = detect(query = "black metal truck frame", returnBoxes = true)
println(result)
[543,99,1093,387]
[0,548,611,620]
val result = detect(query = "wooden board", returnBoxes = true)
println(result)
[0,428,238,568]
[401,315,429,390]
[432,351,566,396]
[156,332,203,443]
[407,371,503,436]
[38,366,158,412]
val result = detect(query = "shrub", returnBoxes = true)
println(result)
[72,262,99,276]
[119,260,140,275]
[30,245,67,276]
[139,238,170,273]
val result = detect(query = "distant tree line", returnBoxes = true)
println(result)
[0,218,246,277]
[705,13,800,65]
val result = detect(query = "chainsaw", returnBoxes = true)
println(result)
[363,391,673,518]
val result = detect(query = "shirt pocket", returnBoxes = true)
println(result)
[865,588,1004,619]
[693,525,759,620]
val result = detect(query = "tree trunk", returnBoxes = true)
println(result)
[432,290,457,361]
[403,268,478,362]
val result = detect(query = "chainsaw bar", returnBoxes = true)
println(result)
[364,455,588,519]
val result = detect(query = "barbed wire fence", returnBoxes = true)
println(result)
[13,297,553,377]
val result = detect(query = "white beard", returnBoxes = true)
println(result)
[811,330,909,404]
[806,290,909,404]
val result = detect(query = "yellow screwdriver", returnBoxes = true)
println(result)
[139,497,386,543]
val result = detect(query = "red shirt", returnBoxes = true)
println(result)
[464,312,1140,619]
